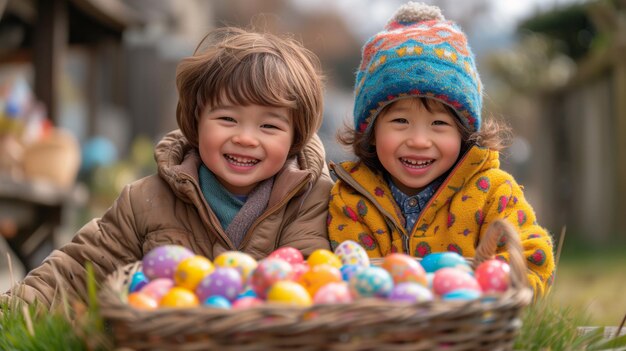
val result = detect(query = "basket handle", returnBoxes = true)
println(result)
[473,219,529,289]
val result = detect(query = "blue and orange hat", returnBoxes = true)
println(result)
[353,2,483,133]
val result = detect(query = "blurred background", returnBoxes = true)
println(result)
[1,0,625,325]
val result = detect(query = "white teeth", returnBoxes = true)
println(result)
[225,154,259,166]
[401,158,433,167]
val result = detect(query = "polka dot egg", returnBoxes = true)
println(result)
[142,245,194,280]
[334,240,370,267]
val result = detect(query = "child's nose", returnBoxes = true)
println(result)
[406,130,432,148]
[232,130,260,147]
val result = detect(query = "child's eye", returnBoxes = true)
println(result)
[261,124,280,130]
[432,120,450,126]
[217,116,236,123]
[390,118,409,124]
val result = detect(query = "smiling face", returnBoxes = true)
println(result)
[198,102,294,195]
[373,98,462,196]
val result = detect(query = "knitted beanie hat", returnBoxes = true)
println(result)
[353,1,482,133]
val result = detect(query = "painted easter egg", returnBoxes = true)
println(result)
[298,264,342,296]
[421,252,471,273]
[195,267,243,302]
[142,245,195,280]
[127,292,158,310]
[214,251,258,284]
[313,282,353,304]
[266,281,312,307]
[174,255,214,290]
[475,259,511,293]
[334,240,370,267]
[340,264,365,282]
[291,262,309,281]
[387,282,434,303]
[129,271,149,293]
[381,253,427,286]
[432,267,481,296]
[159,287,199,308]
[269,247,304,265]
[349,266,393,298]
[232,296,264,309]
[203,295,232,309]
[307,249,342,269]
[250,258,294,298]
[140,278,174,302]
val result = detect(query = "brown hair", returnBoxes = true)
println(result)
[176,27,324,156]
[337,97,512,171]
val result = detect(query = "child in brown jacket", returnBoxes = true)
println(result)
[3,26,333,310]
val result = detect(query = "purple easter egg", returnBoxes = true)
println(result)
[195,267,243,302]
[388,282,434,303]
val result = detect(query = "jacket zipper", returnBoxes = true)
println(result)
[407,147,475,250]
[331,163,409,253]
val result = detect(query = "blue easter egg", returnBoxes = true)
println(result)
[421,252,470,273]
[129,271,149,293]
[442,289,481,301]
[349,266,393,298]
[204,295,232,309]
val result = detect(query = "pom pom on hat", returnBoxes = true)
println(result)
[389,2,444,27]
[353,2,483,134]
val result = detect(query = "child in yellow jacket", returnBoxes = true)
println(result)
[328,2,555,297]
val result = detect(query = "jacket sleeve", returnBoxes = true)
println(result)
[480,172,555,298]
[327,181,390,257]
[2,184,144,310]
[277,169,334,257]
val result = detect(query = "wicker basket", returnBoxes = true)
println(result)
[99,219,533,351]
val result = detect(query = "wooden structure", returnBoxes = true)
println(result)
[0,0,142,269]
[535,2,626,242]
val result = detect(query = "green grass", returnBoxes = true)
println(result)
[0,263,111,351]
[551,240,626,326]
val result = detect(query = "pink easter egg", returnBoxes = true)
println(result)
[140,278,175,302]
[432,267,481,296]
[142,245,195,280]
[475,259,511,293]
[232,296,264,309]
[249,258,294,298]
[269,247,304,265]
[291,262,310,281]
[313,282,353,304]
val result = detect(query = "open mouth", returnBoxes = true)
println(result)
[224,154,260,167]
[400,157,434,168]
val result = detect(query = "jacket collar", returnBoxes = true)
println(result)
[332,145,500,232]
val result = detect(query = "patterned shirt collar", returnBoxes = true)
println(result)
[387,175,444,233]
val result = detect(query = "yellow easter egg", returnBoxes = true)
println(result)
[298,264,343,296]
[127,292,158,310]
[214,251,258,283]
[307,249,341,269]
[267,281,312,307]
[159,287,199,308]
[174,255,214,290]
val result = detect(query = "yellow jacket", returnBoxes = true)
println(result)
[328,146,554,297]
